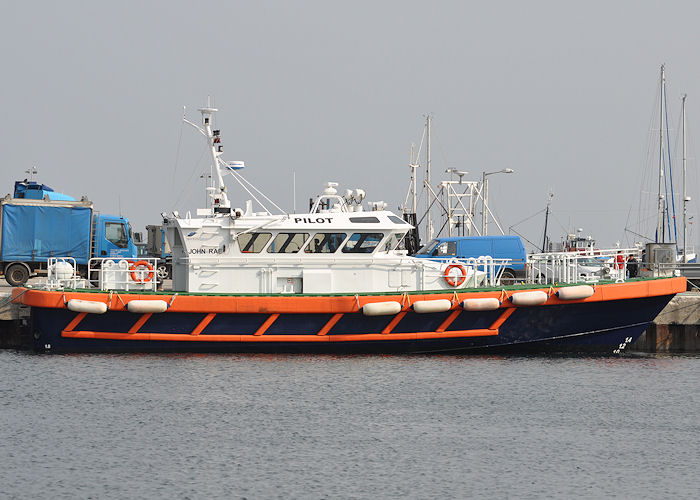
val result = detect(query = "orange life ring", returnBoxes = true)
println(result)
[129,260,154,283]
[443,264,467,287]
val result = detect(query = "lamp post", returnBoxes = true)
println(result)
[481,168,514,235]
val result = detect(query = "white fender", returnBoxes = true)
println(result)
[126,300,169,314]
[67,299,107,314]
[362,301,402,316]
[462,297,501,311]
[556,285,595,300]
[413,299,452,314]
[510,291,548,306]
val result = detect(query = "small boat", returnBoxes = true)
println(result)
[12,105,686,354]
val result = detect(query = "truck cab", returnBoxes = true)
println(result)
[93,214,137,259]
[414,235,527,283]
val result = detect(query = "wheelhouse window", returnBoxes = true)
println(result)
[238,232,272,253]
[105,222,129,248]
[305,233,347,253]
[349,216,380,223]
[382,233,405,252]
[387,215,408,225]
[267,232,310,253]
[341,233,384,254]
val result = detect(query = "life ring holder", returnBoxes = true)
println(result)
[129,260,154,283]
[443,264,467,287]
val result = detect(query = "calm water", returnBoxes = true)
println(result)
[1,351,699,499]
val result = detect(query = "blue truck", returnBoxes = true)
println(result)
[0,180,138,286]
[413,235,527,284]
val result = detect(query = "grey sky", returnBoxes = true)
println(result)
[2,1,699,251]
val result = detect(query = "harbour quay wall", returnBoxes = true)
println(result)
[1,290,699,352]
[630,292,700,353]
[0,290,30,348]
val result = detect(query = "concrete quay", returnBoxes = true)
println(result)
[0,289,30,348]
[2,287,699,352]
[631,292,700,353]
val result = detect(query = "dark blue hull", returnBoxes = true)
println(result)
[29,295,674,354]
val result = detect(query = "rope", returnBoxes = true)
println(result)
[172,108,185,200]
[663,82,678,246]
[114,291,126,308]
[0,288,31,309]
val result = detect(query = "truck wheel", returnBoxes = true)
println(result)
[156,264,170,281]
[500,269,517,285]
[5,263,30,286]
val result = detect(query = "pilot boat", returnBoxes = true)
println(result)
[12,106,686,354]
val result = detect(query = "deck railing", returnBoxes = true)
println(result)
[421,257,513,288]
[87,258,160,291]
[527,248,642,285]
[46,257,85,289]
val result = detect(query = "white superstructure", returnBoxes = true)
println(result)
[163,105,492,294]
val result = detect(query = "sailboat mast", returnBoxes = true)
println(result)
[410,143,417,214]
[426,115,433,241]
[656,64,666,243]
[682,94,688,262]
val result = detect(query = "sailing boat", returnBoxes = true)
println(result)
[626,65,695,263]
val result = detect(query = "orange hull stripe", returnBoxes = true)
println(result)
[254,313,279,335]
[318,313,343,335]
[64,312,87,332]
[436,309,461,332]
[489,307,516,330]
[128,313,152,334]
[15,277,687,314]
[191,313,216,336]
[61,329,499,342]
[382,311,407,334]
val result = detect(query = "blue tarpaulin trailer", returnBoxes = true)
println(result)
[1,203,92,263]
[1,183,138,286]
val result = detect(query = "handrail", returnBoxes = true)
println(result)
[88,257,160,291]
[526,248,642,284]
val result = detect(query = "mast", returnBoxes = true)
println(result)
[656,65,666,242]
[199,106,230,211]
[426,115,432,241]
[542,192,553,252]
[183,100,233,213]
[410,143,418,214]
[682,94,688,262]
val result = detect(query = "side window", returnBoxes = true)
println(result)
[238,232,272,253]
[267,233,310,253]
[342,233,384,254]
[105,222,128,248]
[305,233,347,253]
[382,233,403,252]
[434,241,456,256]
